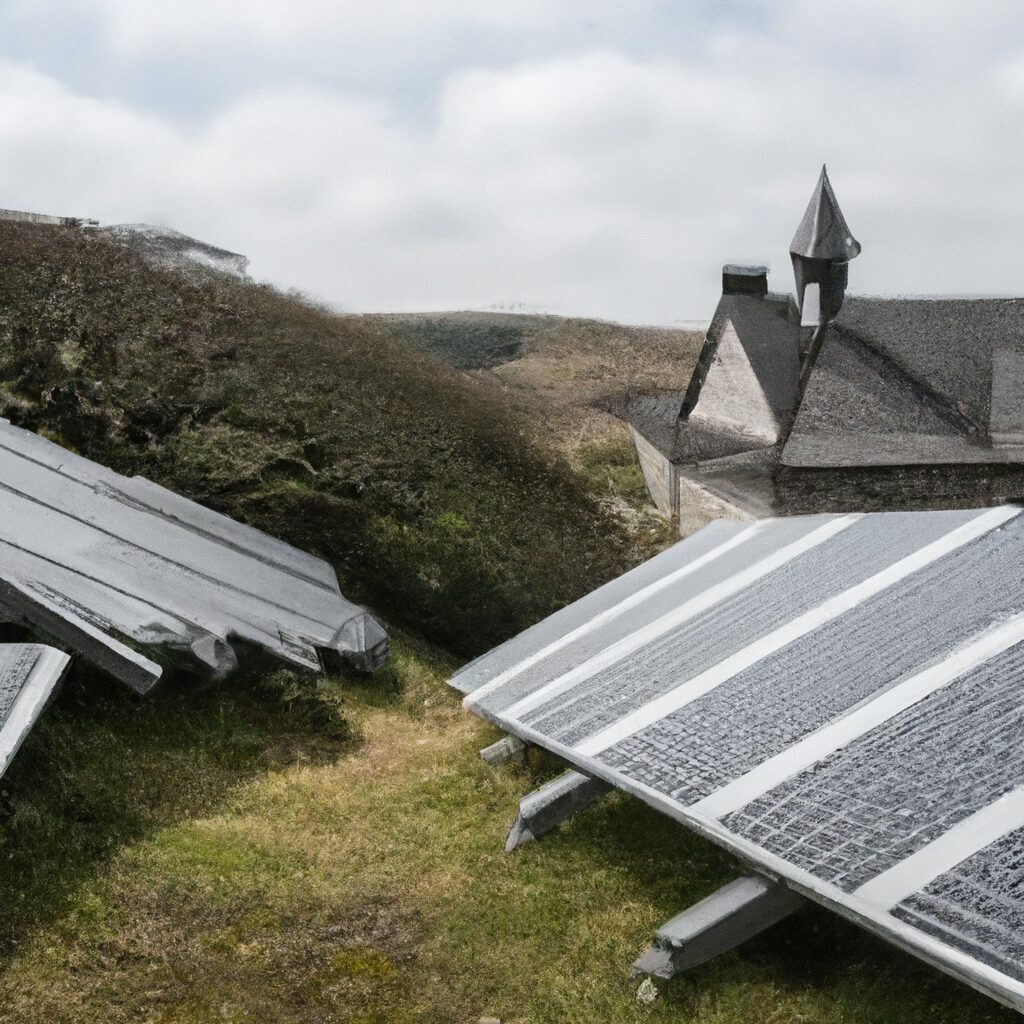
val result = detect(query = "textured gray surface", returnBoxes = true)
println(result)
[0,643,71,779]
[895,826,1024,983]
[835,297,1024,432]
[0,645,42,723]
[990,349,1024,448]
[722,643,1024,889]
[454,506,1024,1011]
[628,291,799,467]
[468,514,836,716]
[0,418,387,691]
[524,510,975,745]
[597,509,1024,798]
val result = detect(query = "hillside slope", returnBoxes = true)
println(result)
[365,309,701,435]
[0,221,648,658]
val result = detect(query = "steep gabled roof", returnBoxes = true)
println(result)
[783,297,1024,467]
[631,292,800,464]
[684,293,800,420]
[790,166,861,262]
[835,297,1024,429]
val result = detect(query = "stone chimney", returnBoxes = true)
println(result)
[790,165,860,325]
[722,264,768,297]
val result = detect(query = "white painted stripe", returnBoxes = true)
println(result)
[575,504,1019,757]
[464,520,767,707]
[695,611,1024,818]
[855,784,1024,909]
[496,515,861,721]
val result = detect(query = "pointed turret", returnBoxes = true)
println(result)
[790,166,860,325]
[790,165,861,262]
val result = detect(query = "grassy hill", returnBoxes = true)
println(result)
[0,222,1006,1024]
[0,221,673,659]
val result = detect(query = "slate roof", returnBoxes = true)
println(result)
[783,297,1024,468]
[0,418,388,692]
[834,296,1024,430]
[453,505,1024,1012]
[632,293,1024,473]
[700,293,802,417]
[627,292,802,464]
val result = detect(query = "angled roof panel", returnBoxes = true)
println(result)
[453,505,1024,1012]
[702,295,802,420]
[0,643,71,779]
[0,419,388,691]
[834,296,1024,431]
[779,324,1011,467]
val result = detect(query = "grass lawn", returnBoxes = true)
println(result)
[0,632,1015,1023]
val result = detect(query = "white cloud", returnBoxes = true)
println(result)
[1,3,1024,323]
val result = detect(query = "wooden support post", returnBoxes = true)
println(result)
[632,875,805,979]
[505,770,611,851]
[479,734,526,766]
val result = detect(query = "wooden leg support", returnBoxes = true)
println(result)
[505,770,612,852]
[479,734,526,766]
[632,875,805,979]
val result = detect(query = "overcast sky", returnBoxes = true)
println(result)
[1,1,1023,323]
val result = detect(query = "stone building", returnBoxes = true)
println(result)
[630,167,1024,534]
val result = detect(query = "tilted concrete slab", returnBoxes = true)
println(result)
[0,643,71,778]
[479,734,526,766]
[632,875,804,978]
[505,770,611,852]
[453,505,1024,1013]
[0,419,388,692]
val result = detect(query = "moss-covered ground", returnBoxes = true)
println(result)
[0,637,1013,1023]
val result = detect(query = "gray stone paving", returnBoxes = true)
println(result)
[523,510,976,744]
[895,825,1024,983]
[597,512,1024,804]
[721,643,1024,890]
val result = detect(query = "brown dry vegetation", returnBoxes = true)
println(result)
[0,221,669,658]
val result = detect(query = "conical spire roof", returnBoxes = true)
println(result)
[790,165,861,261]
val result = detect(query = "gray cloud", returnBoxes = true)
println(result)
[0,3,1023,322]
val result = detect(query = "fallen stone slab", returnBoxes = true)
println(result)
[0,643,72,778]
[0,418,388,692]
